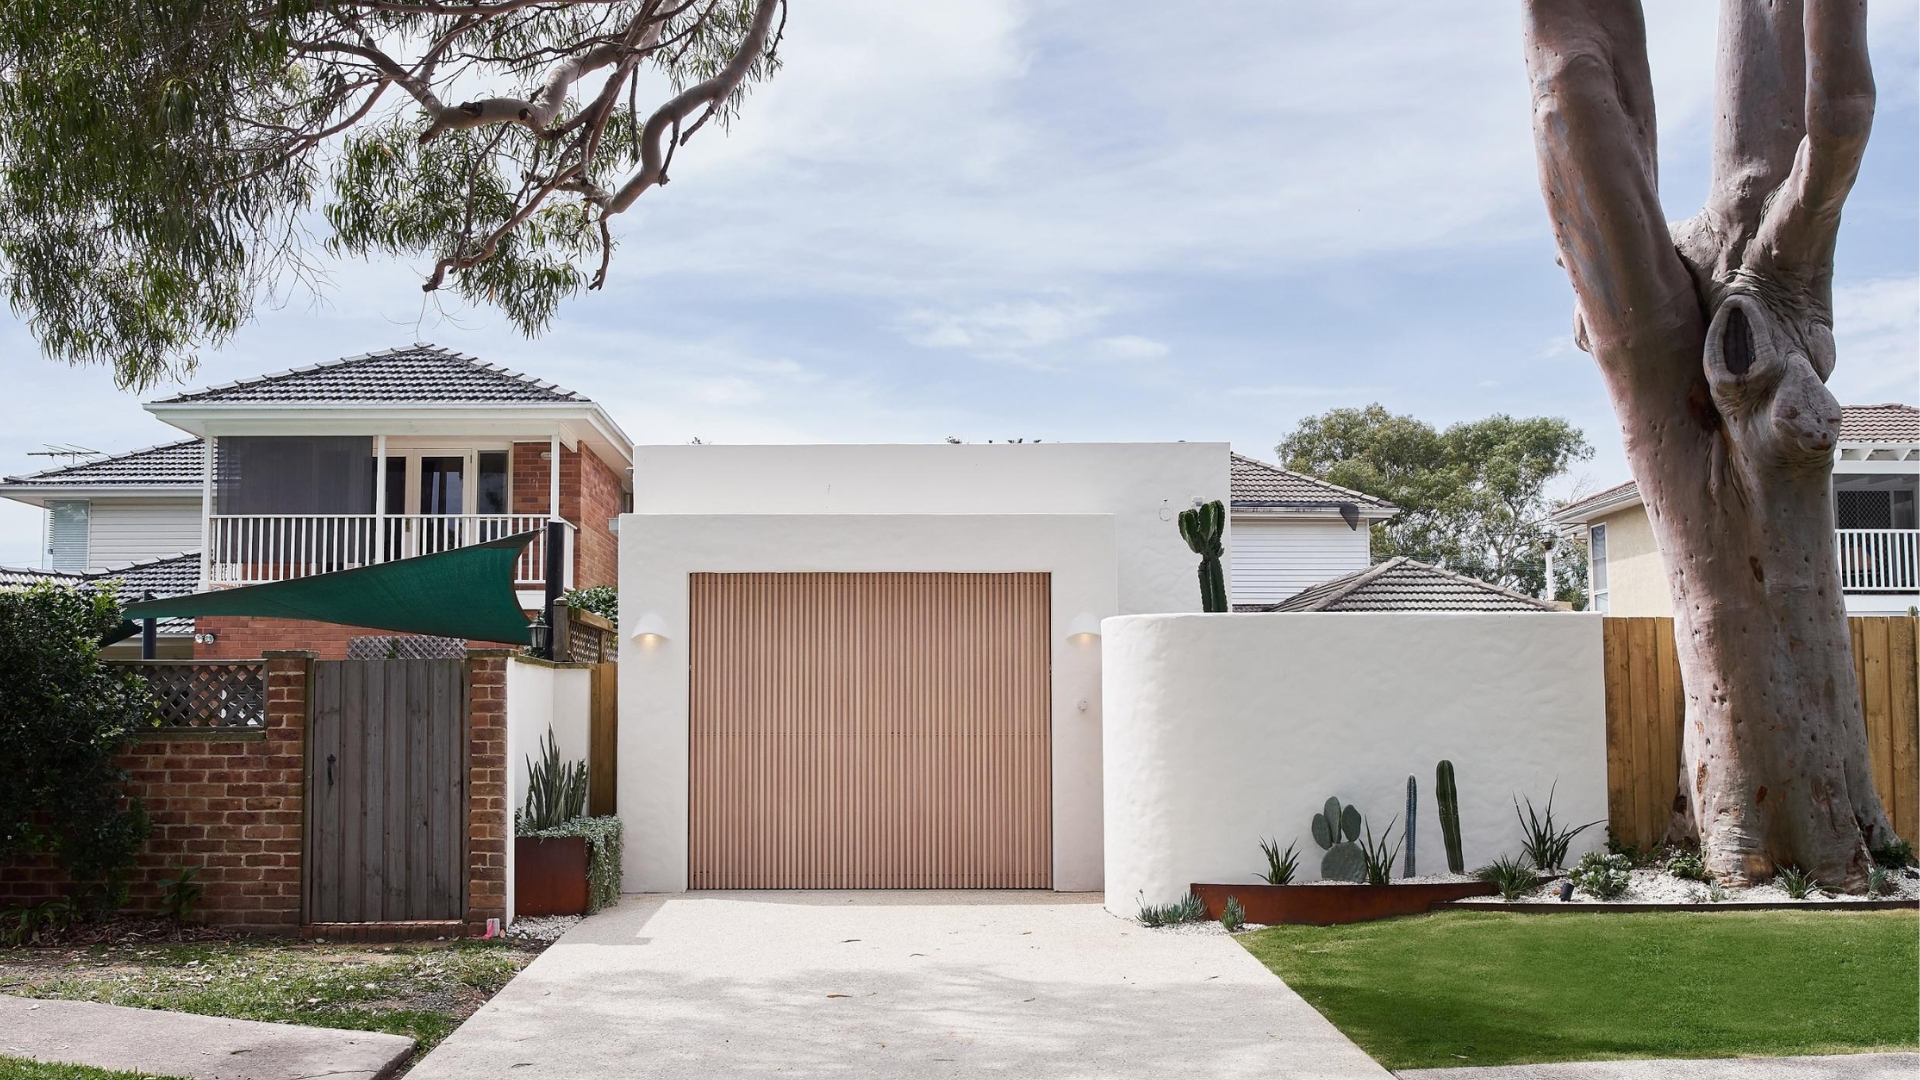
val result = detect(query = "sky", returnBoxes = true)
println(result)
[2,1,1916,567]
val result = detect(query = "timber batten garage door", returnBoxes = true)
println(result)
[690,572,1053,889]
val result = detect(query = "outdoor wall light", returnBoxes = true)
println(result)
[631,613,669,642]
[1067,613,1102,642]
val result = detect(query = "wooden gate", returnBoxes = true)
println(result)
[1603,616,1920,850]
[689,572,1053,889]
[306,659,468,923]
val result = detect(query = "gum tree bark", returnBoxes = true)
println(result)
[1522,0,1894,888]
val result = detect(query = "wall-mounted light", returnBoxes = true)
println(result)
[1067,613,1102,642]
[631,613,669,643]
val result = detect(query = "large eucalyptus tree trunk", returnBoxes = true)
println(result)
[1522,0,1895,888]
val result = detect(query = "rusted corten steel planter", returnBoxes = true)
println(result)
[1191,881,1498,926]
[515,836,590,917]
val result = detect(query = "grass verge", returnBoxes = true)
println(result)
[0,1057,188,1080]
[1239,909,1919,1070]
[0,938,531,1064]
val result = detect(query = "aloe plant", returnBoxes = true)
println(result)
[1177,500,1229,612]
[519,726,588,833]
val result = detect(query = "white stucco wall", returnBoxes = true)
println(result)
[630,442,1228,615]
[619,513,1119,894]
[504,656,593,924]
[1101,612,1607,914]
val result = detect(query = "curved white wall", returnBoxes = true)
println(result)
[1102,612,1607,914]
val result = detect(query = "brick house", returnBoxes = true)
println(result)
[0,344,633,657]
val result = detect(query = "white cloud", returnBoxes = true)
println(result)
[903,299,1108,354]
[1097,335,1170,360]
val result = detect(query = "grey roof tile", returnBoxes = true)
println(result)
[4,438,204,487]
[1258,557,1558,612]
[1230,453,1396,511]
[153,343,589,405]
[1,552,201,633]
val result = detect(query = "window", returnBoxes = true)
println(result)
[478,452,509,514]
[48,500,89,573]
[1589,523,1609,614]
[1835,488,1894,530]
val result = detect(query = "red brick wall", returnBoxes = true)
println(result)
[510,441,624,590]
[0,652,310,932]
[465,652,509,935]
[193,617,518,661]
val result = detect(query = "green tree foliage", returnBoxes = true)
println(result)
[1278,404,1593,601]
[0,0,783,389]
[0,583,155,900]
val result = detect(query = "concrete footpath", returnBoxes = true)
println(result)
[1,994,415,1080]
[1397,1052,1920,1080]
[408,891,1393,1080]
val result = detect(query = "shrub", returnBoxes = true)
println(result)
[516,727,588,833]
[0,582,153,903]
[0,897,77,946]
[1475,856,1540,902]
[1569,851,1632,900]
[1137,892,1205,927]
[1866,866,1888,899]
[1514,783,1601,871]
[1871,839,1913,870]
[158,865,203,922]
[1257,838,1299,885]
[1220,896,1246,932]
[1665,849,1711,882]
[561,585,617,622]
[1604,826,1644,866]
[1776,865,1820,900]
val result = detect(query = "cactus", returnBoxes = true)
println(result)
[1311,796,1366,882]
[1177,500,1229,613]
[1436,759,1464,874]
[1403,775,1418,877]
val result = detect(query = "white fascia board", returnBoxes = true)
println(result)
[1552,487,1644,525]
[1230,507,1396,524]
[0,484,201,508]
[1834,457,1920,476]
[146,402,635,470]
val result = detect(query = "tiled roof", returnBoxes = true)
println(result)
[0,552,201,634]
[153,343,589,405]
[1841,403,1919,442]
[3,438,204,487]
[1257,557,1558,612]
[1551,478,1640,523]
[1230,453,1396,511]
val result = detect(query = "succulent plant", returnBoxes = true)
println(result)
[1312,796,1366,882]
[1403,775,1418,877]
[1436,759,1464,874]
[1177,500,1229,613]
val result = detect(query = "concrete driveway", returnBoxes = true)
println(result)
[408,891,1391,1079]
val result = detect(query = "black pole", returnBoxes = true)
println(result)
[139,590,157,660]
[543,520,565,660]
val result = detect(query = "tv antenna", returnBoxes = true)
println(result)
[25,443,103,465]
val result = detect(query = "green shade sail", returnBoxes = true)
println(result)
[121,531,539,645]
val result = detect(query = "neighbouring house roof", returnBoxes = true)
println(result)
[151,343,590,405]
[1552,404,1919,527]
[1250,556,1558,613]
[0,552,201,634]
[1229,453,1397,517]
[1840,402,1920,443]
[1,438,205,489]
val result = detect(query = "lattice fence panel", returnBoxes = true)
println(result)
[127,662,268,728]
[346,636,469,660]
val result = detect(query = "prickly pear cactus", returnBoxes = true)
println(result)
[1404,775,1418,878]
[1311,796,1366,882]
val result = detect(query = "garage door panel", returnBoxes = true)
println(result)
[690,572,1052,889]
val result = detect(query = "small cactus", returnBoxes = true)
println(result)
[1436,759,1464,874]
[1404,775,1418,877]
[1177,500,1229,613]
[1312,796,1366,882]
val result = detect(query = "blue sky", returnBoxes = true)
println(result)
[2,1,1915,566]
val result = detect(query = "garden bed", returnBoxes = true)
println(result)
[1455,863,1920,908]
[1438,897,1920,913]
[1191,878,1497,926]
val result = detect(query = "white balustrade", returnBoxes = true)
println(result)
[1835,529,1919,593]
[207,514,557,586]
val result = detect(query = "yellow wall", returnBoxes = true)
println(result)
[1593,504,1673,617]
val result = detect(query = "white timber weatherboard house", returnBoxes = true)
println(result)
[1226,451,1398,608]
[1553,403,1920,616]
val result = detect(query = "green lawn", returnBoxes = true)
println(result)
[0,1058,186,1080]
[1239,909,1919,1070]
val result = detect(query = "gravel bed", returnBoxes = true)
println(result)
[505,915,583,943]
[1453,864,1920,905]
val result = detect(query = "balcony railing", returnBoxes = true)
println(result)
[1836,528,1919,593]
[207,513,565,587]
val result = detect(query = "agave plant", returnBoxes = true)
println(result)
[1514,782,1601,871]
[1359,816,1403,886]
[1258,838,1301,885]
[520,726,588,833]
[1475,855,1541,902]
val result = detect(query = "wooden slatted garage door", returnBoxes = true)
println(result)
[689,572,1052,889]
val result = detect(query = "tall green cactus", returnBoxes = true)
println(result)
[1177,499,1229,613]
[1404,775,1418,877]
[1436,759,1464,874]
